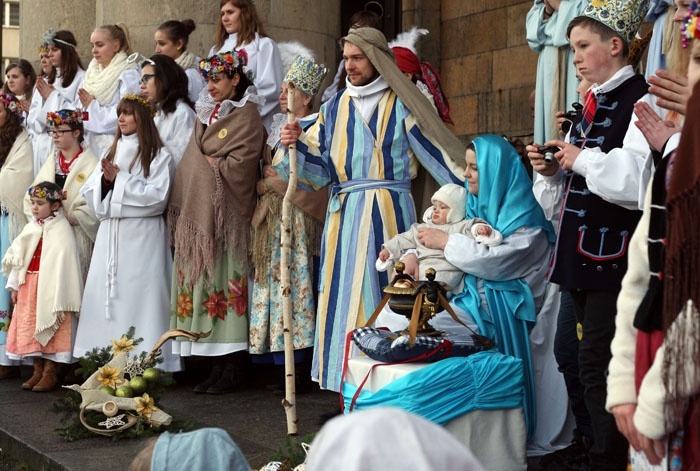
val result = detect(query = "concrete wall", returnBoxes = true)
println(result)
[20,0,537,142]
[405,0,537,143]
[20,0,340,97]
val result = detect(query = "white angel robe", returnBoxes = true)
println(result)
[184,67,206,105]
[154,100,196,166]
[26,68,86,176]
[80,68,141,159]
[210,32,283,131]
[75,133,180,371]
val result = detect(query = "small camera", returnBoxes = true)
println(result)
[538,145,559,163]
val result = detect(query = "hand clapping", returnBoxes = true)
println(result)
[101,158,119,183]
[633,102,682,152]
[78,88,95,109]
[35,77,55,101]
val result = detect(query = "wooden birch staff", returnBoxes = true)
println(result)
[280,81,298,435]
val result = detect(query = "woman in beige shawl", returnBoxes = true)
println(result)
[0,93,36,379]
[168,50,264,394]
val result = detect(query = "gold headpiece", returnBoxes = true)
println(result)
[122,94,155,118]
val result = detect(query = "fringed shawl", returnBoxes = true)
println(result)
[250,143,327,270]
[168,102,264,284]
[662,81,700,433]
[1,213,83,346]
[0,130,34,240]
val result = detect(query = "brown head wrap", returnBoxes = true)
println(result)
[342,27,465,168]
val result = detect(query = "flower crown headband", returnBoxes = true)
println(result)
[42,29,77,50]
[0,93,23,119]
[121,94,156,118]
[46,110,87,127]
[199,50,254,82]
[683,0,700,48]
[28,185,66,202]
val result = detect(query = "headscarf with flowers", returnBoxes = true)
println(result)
[46,109,86,127]
[682,0,700,47]
[198,50,253,82]
[0,93,24,120]
[195,50,264,125]
[28,184,66,203]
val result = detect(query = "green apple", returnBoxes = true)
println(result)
[115,385,134,398]
[129,376,148,395]
[142,367,160,383]
[100,386,116,396]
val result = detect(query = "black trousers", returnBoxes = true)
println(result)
[554,290,592,440]
[571,289,628,470]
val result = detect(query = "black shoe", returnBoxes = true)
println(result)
[206,362,243,394]
[540,430,591,471]
[193,363,223,394]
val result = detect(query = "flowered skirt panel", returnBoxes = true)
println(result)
[171,253,248,344]
[249,207,316,354]
[0,215,11,344]
[5,273,73,357]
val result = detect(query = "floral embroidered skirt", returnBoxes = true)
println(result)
[249,205,316,355]
[170,253,249,356]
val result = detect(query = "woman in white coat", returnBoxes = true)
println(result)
[78,24,140,159]
[210,0,282,131]
[154,19,206,104]
[139,55,195,166]
[27,30,85,176]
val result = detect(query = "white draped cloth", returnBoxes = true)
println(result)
[154,99,196,166]
[75,133,180,371]
[26,68,86,176]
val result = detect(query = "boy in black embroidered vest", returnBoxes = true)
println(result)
[527,0,649,469]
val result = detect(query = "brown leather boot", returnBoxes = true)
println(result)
[33,359,58,392]
[21,358,44,390]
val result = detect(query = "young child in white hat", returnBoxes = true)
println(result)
[376,183,501,291]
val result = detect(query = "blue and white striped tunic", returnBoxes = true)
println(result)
[274,88,463,391]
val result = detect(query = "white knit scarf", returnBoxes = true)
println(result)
[175,51,199,72]
[82,51,135,105]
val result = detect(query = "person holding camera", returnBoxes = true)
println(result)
[526,3,650,468]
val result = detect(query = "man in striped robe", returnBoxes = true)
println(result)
[276,27,465,391]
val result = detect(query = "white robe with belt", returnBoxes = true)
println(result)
[75,133,180,371]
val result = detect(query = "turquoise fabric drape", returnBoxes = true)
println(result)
[342,351,524,424]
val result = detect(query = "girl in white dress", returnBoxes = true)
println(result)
[78,24,140,159]
[139,55,195,166]
[154,20,206,104]
[75,95,179,372]
[3,60,36,123]
[210,0,283,131]
[27,30,85,177]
